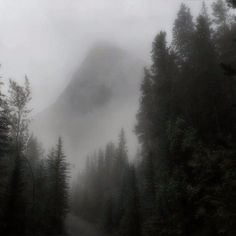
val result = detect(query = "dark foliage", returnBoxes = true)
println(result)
[72,130,143,236]
[227,0,236,8]
[1,1,235,236]
[0,79,70,235]
[72,1,236,236]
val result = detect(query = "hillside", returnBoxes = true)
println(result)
[33,43,144,166]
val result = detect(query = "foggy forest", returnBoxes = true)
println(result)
[0,0,236,236]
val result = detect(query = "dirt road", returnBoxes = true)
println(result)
[66,214,107,236]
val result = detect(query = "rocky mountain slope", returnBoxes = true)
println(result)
[33,43,144,167]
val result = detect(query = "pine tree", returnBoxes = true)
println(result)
[114,129,128,186]
[24,135,45,233]
[189,4,222,141]
[117,129,128,165]
[47,137,69,234]
[212,1,236,140]
[172,3,194,66]
[136,31,177,236]
[151,31,176,158]
[213,0,236,77]
[213,0,230,26]
[135,68,154,153]
[141,152,158,236]
[119,166,141,236]
[104,142,116,177]
[33,158,49,233]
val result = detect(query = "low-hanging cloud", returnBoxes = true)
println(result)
[0,0,213,112]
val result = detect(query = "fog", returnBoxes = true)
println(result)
[2,1,235,235]
[0,0,215,168]
[0,0,213,110]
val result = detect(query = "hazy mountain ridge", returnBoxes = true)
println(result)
[33,43,144,166]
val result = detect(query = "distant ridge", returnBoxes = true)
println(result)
[32,42,144,167]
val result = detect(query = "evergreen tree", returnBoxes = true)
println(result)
[114,129,128,187]
[117,128,128,166]
[141,152,158,236]
[213,0,230,26]
[33,158,49,233]
[24,135,45,233]
[151,31,176,158]
[104,141,116,176]
[135,68,154,153]
[212,0,232,62]
[47,137,69,234]
[119,166,141,236]
[190,4,223,141]
[213,0,236,77]
[172,3,194,66]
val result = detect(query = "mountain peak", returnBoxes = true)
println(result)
[81,42,126,73]
[56,43,141,113]
[33,44,143,163]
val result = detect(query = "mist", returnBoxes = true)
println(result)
[1,1,234,236]
[0,0,213,168]
[0,0,212,111]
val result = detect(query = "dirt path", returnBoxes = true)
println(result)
[66,214,107,236]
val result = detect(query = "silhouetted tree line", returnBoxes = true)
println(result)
[72,1,236,235]
[0,79,69,235]
[72,129,142,236]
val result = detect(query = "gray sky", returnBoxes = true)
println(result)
[0,0,214,112]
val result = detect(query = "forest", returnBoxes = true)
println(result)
[0,79,69,235]
[72,1,236,236]
[0,0,235,236]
